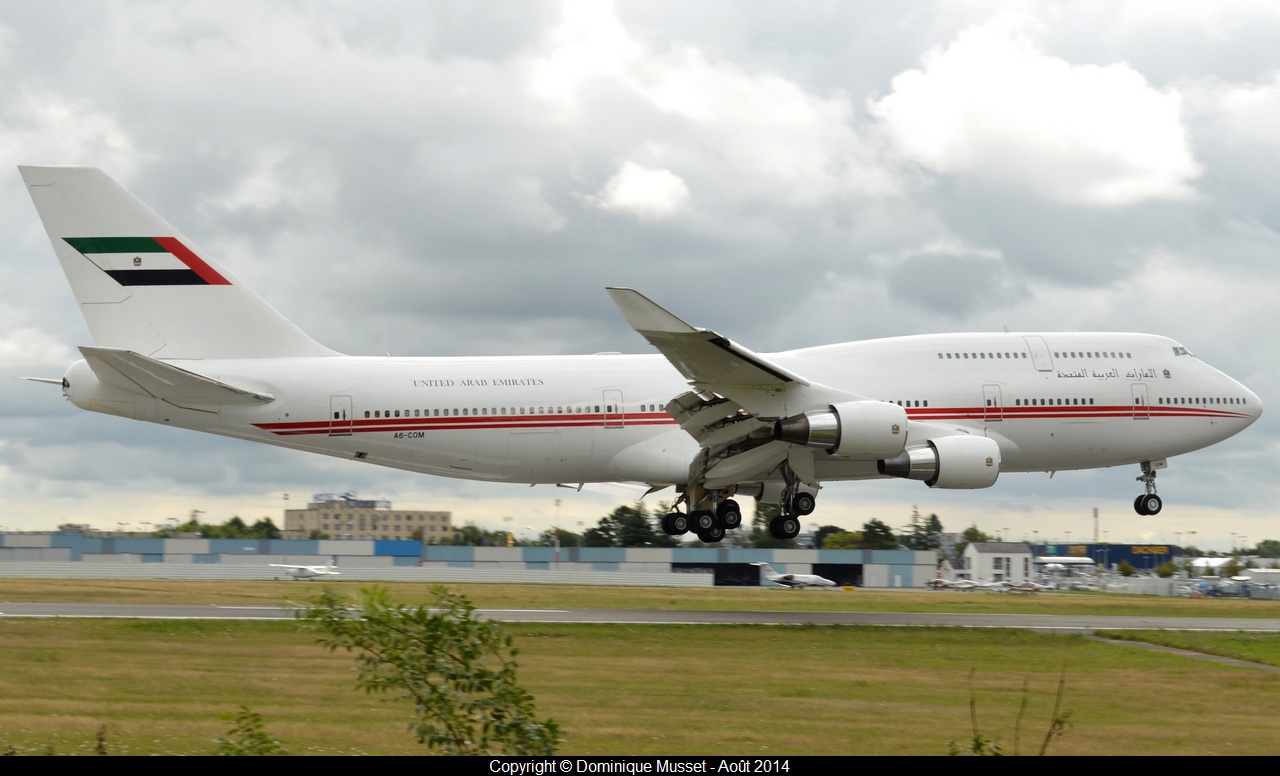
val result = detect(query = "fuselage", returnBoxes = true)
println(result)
[62,331,1261,488]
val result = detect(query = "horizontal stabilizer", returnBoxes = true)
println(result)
[80,346,273,409]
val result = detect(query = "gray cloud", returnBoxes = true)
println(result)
[0,1,1275,547]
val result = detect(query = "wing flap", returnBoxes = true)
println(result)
[80,346,274,408]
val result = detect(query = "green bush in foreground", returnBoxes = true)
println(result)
[299,585,560,755]
[213,707,289,756]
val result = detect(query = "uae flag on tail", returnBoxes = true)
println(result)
[63,236,230,286]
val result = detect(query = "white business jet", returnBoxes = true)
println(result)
[269,563,339,580]
[751,562,837,588]
[18,167,1263,544]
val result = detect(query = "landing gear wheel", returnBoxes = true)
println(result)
[716,500,743,530]
[697,524,726,543]
[662,512,690,535]
[1135,494,1163,516]
[769,515,802,540]
[691,510,715,532]
[791,492,816,516]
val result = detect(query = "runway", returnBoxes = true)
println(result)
[3,602,1279,633]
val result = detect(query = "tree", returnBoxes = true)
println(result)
[1117,560,1136,577]
[248,518,282,539]
[300,585,560,755]
[813,525,845,549]
[449,522,507,546]
[536,527,581,547]
[581,521,617,547]
[860,518,899,550]
[1252,539,1280,558]
[1222,556,1244,577]
[822,531,863,549]
[900,507,943,552]
[1154,561,1177,578]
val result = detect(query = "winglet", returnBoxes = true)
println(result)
[606,287,809,387]
[606,287,700,335]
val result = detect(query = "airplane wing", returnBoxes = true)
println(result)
[607,289,870,495]
[80,346,274,410]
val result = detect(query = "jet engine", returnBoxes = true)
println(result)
[876,435,1001,489]
[773,400,907,460]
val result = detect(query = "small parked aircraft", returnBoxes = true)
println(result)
[752,561,837,588]
[269,563,339,580]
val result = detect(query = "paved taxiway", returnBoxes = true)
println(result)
[2,602,1279,633]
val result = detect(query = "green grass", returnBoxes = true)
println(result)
[4,580,1280,755]
[1098,630,1280,667]
[4,615,1280,754]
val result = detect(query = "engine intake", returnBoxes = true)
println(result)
[774,401,908,460]
[877,435,1001,489]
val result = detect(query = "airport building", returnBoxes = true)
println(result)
[282,493,451,542]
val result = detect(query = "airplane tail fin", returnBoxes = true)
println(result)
[20,166,339,359]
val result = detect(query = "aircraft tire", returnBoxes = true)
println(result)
[667,513,690,535]
[791,492,816,516]
[691,510,716,532]
[768,515,801,541]
[698,525,725,543]
[717,500,743,530]
[1139,494,1162,516]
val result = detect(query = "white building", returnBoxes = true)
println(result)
[963,542,1033,584]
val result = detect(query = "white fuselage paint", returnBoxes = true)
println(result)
[63,331,1261,489]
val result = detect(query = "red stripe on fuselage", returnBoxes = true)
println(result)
[254,412,677,436]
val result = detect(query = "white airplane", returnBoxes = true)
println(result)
[751,562,837,588]
[927,578,978,590]
[269,563,339,580]
[19,166,1264,544]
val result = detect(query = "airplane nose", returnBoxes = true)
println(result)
[1243,384,1264,423]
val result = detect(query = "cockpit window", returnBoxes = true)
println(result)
[1172,346,1194,357]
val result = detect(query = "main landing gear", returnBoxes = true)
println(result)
[660,497,743,544]
[660,478,818,544]
[767,491,816,541]
[1133,461,1163,516]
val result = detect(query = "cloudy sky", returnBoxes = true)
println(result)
[2,1,1276,550]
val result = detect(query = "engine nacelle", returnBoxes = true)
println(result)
[773,400,907,460]
[877,434,1001,489]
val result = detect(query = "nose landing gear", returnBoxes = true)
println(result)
[1133,460,1165,515]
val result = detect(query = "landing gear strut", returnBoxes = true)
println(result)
[1133,461,1163,515]
[768,464,815,540]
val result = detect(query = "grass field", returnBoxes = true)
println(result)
[3,579,1280,755]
